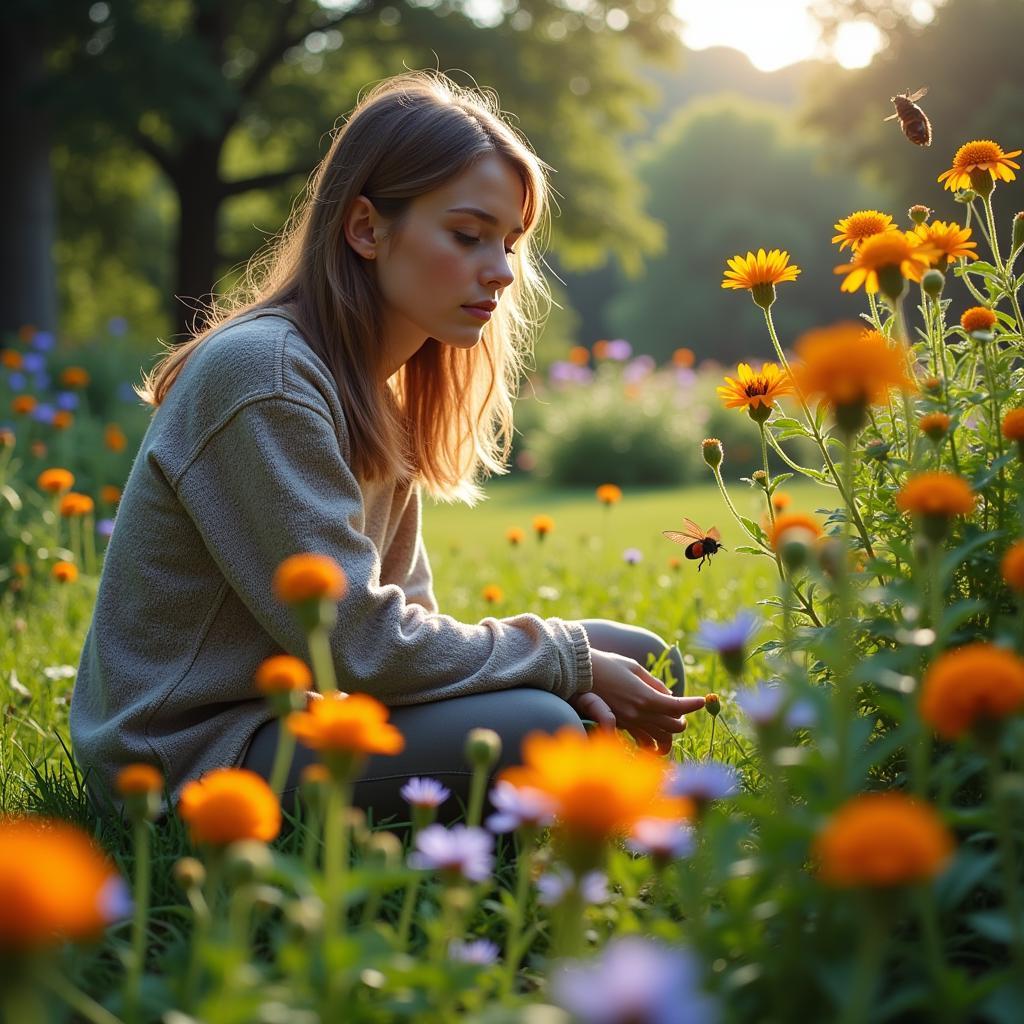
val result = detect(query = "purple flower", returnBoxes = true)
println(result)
[536,866,608,907]
[605,339,633,361]
[666,761,740,804]
[675,367,696,388]
[400,776,451,808]
[6,372,26,390]
[97,518,116,539]
[623,355,656,383]
[31,331,56,352]
[55,391,79,411]
[693,611,760,655]
[21,352,46,373]
[786,698,818,730]
[627,818,696,860]
[551,936,719,1024]
[107,316,128,336]
[448,938,500,965]
[408,825,493,882]
[485,780,556,833]
[622,547,643,565]
[735,682,785,726]
[549,361,593,386]
[98,876,133,923]
[31,403,55,425]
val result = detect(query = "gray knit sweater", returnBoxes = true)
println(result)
[69,308,593,808]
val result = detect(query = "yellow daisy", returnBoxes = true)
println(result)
[832,211,897,252]
[914,220,977,269]
[716,362,794,416]
[834,230,936,297]
[938,139,1022,192]
[722,249,801,309]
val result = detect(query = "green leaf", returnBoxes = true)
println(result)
[734,544,771,557]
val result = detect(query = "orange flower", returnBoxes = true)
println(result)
[60,492,95,517]
[771,492,792,512]
[287,692,405,758]
[0,816,127,948]
[115,764,164,797]
[177,768,281,846]
[814,793,953,886]
[254,655,313,695]
[673,347,695,368]
[12,395,36,416]
[721,248,801,308]
[567,346,590,366]
[960,307,997,334]
[920,643,1024,739]
[834,230,936,295]
[60,367,90,389]
[273,553,347,605]
[505,526,524,546]
[532,514,555,538]
[792,324,915,413]
[832,210,897,252]
[1001,540,1024,592]
[919,412,951,441]
[52,411,74,430]
[1001,408,1024,442]
[499,727,686,848]
[716,362,793,415]
[481,584,504,604]
[667,556,682,570]
[896,472,975,518]
[0,428,14,449]
[104,424,127,453]
[1,349,22,369]
[770,513,823,552]
[37,467,75,494]
[914,220,977,268]
[938,139,1022,192]
[596,483,623,506]
[100,485,122,505]
[52,561,78,584]
[30,441,47,458]
[593,340,610,360]
[301,763,331,786]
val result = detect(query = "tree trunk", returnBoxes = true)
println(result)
[171,139,225,339]
[0,26,57,335]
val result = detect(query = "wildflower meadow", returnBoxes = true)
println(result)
[4,135,1024,1024]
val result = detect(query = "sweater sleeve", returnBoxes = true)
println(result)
[171,395,592,704]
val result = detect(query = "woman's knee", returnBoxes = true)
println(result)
[580,618,686,691]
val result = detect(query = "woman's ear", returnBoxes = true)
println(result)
[343,195,382,260]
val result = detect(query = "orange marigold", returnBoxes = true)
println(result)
[52,561,78,584]
[506,526,524,546]
[60,367,90,389]
[12,395,37,415]
[532,514,555,537]
[115,764,164,797]
[37,467,75,494]
[287,692,405,758]
[100,485,122,505]
[177,768,281,846]
[771,492,792,512]
[273,553,347,605]
[0,816,127,948]
[896,472,975,518]
[919,412,951,441]
[1001,408,1024,442]
[254,654,313,695]
[1,349,22,369]
[1000,540,1024,593]
[938,139,1022,192]
[481,584,504,604]
[567,346,590,366]
[52,411,74,430]
[722,248,801,308]
[673,347,695,368]
[60,492,95,517]
[834,230,936,295]
[960,307,997,334]
[104,424,127,453]
[814,793,953,886]
[832,210,897,252]
[770,513,823,552]
[596,483,623,505]
[920,643,1024,739]
[914,220,977,268]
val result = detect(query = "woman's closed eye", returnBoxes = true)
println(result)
[453,230,516,256]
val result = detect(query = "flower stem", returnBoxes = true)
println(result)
[840,908,887,1024]
[501,830,537,996]
[323,778,352,948]
[711,465,759,545]
[980,341,1007,535]
[125,817,151,1024]
[983,194,1005,273]
[308,625,338,695]
[989,754,1024,973]
[268,725,297,799]
[38,963,125,1024]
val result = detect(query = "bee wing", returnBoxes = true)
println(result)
[680,517,706,540]
[909,87,928,101]
[706,526,722,542]
[662,531,692,547]
[883,112,899,122]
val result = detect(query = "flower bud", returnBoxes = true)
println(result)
[284,898,323,942]
[968,168,994,198]
[865,440,890,462]
[701,438,724,469]
[877,265,907,304]
[747,402,772,425]
[704,693,721,718]
[1012,212,1024,254]
[751,283,776,311]
[908,204,932,225]
[226,839,274,885]
[465,727,502,771]
[922,269,945,298]
[751,470,768,490]
[922,376,943,396]
[174,857,206,891]
[365,831,403,868]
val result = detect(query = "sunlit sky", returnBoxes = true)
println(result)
[673,0,938,71]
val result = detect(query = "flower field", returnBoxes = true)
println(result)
[3,134,1024,1023]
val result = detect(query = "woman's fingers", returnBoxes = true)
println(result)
[574,692,617,730]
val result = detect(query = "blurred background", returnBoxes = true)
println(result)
[2,0,1023,489]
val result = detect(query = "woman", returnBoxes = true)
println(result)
[70,71,704,824]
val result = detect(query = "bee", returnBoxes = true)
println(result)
[662,518,725,571]
[884,87,932,147]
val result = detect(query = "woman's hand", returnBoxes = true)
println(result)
[584,649,706,755]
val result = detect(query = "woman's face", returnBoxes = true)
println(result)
[353,153,527,363]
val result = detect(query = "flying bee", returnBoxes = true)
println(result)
[662,518,725,572]
[884,87,932,147]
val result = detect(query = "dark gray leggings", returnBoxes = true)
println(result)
[239,618,684,826]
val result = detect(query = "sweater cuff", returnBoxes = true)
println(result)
[561,620,593,699]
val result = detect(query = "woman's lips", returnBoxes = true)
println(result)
[461,306,492,322]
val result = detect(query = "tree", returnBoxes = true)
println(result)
[3,0,683,337]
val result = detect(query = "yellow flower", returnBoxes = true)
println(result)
[0,816,126,949]
[722,248,801,308]
[937,139,1022,192]
[834,230,936,296]
[532,514,555,538]
[792,324,915,413]
[596,483,623,506]
[287,692,405,758]
[896,472,975,518]
[481,584,504,605]
[1001,408,1024,442]
[52,561,79,584]
[499,727,686,847]
[115,764,164,797]
[37,467,75,494]
[177,768,281,846]
[273,553,347,605]
[1001,540,1024,593]
[914,220,977,268]
[831,210,897,252]
[716,362,793,415]
[920,644,1024,739]
[960,307,997,334]
[254,655,313,695]
[814,793,953,887]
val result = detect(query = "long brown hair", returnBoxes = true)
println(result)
[137,71,551,504]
